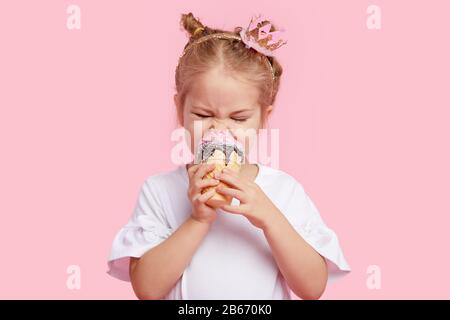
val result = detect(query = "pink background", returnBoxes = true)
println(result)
[1,0,449,299]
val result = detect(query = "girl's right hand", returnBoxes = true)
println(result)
[187,163,220,225]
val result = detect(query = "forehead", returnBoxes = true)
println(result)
[186,67,260,110]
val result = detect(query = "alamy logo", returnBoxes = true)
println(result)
[66,5,81,30]
[66,265,81,290]
[170,121,280,169]
[366,265,381,290]
[367,5,382,30]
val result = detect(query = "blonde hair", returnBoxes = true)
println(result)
[175,12,283,112]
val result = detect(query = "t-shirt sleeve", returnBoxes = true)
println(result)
[283,180,351,284]
[107,177,174,282]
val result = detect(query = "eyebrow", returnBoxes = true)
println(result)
[191,106,254,115]
[230,108,254,115]
[191,106,213,113]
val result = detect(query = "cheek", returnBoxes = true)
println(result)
[232,126,260,158]
[183,117,213,153]
[239,113,262,131]
[184,116,212,134]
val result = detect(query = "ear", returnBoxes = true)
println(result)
[261,105,273,128]
[266,105,274,117]
[174,94,183,126]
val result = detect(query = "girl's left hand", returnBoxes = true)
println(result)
[214,167,281,230]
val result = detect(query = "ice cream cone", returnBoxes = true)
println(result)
[202,150,241,208]
[196,130,243,209]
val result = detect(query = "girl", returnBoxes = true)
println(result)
[107,12,350,300]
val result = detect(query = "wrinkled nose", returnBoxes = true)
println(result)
[208,119,240,142]
[210,118,229,131]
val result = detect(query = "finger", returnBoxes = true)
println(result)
[215,171,246,191]
[215,186,246,202]
[222,167,251,186]
[187,163,200,179]
[194,163,216,180]
[197,189,216,203]
[221,203,246,214]
[195,178,220,191]
[191,192,200,202]
[222,167,240,177]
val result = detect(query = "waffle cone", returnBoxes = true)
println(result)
[201,151,242,208]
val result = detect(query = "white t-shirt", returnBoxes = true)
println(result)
[107,163,350,299]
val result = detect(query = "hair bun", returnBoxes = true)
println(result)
[180,12,206,38]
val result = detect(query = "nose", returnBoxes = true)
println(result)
[208,119,239,141]
[210,118,229,131]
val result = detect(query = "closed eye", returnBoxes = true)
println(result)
[231,118,248,122]
[193,113,211,118]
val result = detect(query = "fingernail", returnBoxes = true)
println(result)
[214,172,221,178]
